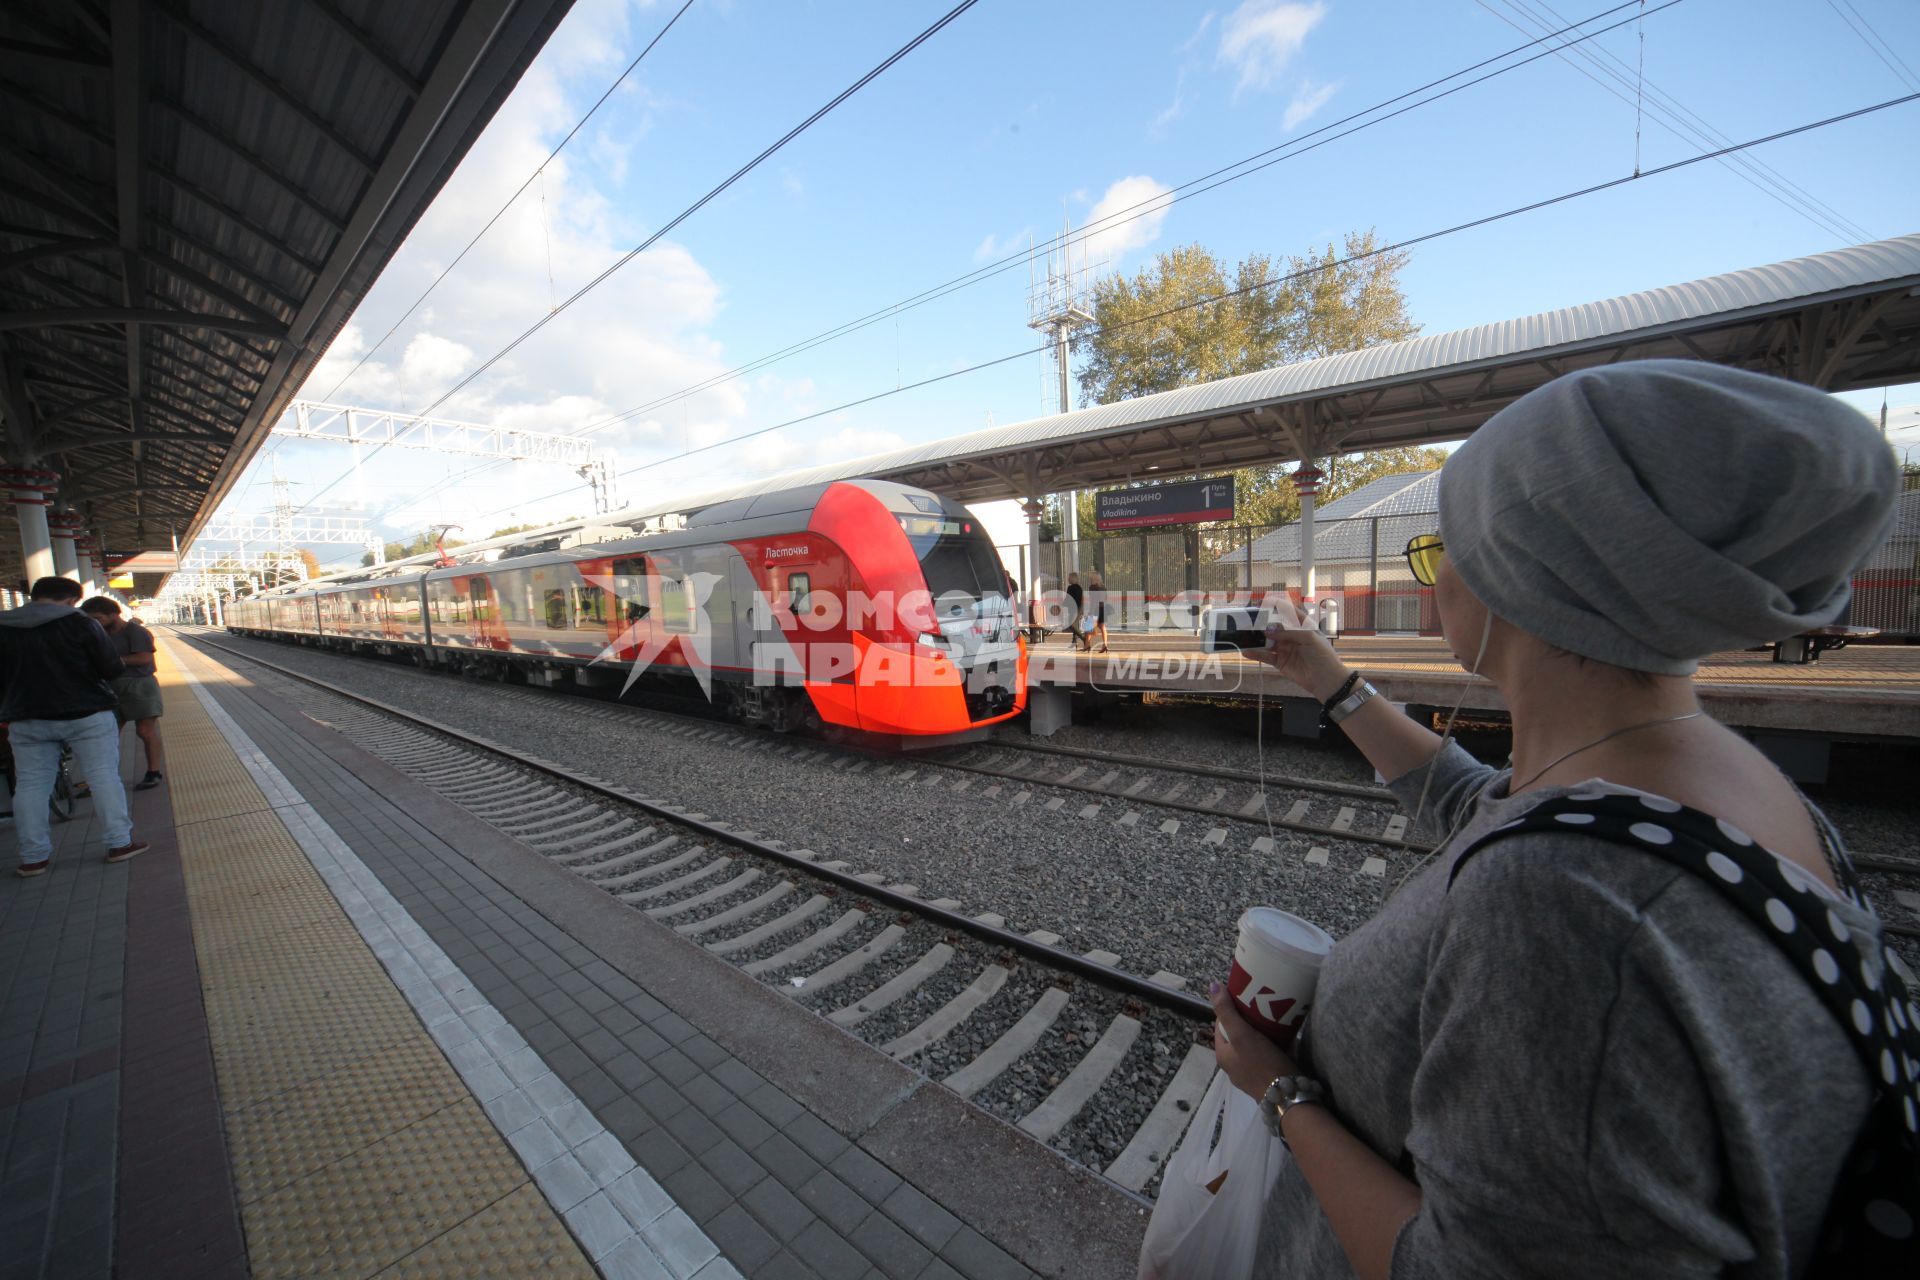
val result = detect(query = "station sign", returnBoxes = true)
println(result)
[1094,476,1236,530]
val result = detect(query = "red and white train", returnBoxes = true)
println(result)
[226,479,1027,739]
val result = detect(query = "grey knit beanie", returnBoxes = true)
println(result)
[1439,360,1899,675]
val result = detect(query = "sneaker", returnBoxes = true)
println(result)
[134,772,163,792]
[15,861,48,878]
[104,841,149,864]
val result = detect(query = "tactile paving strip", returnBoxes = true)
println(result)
[154,647,595,1278]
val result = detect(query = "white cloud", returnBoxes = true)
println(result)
[744,425,908,476]
[1177,11,1218,54]
[1218,1,1326,93]
[973,229,1031,263]
[1149,83,1186,137]
[1081,176,1175,265]
[287,0,781,537]
[1283,79,1339,129]
[400,333,474,385]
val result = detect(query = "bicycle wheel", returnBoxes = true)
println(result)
[49,767,75,822]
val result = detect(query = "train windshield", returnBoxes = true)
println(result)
[897,515,1010,612]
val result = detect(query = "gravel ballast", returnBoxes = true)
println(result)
[184,632,1920,993]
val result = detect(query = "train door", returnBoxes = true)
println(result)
[747,559,808,686]
[463,574,507,650]
[602,555,652,661]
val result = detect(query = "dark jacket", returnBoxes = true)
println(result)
[0,602,124,721]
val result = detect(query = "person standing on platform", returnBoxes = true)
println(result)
[1066,572,1087,651]
[1087,570,1111,653]
[81,598,164,791]
[0,578,147,875]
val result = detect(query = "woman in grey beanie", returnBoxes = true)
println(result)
[1201,361,1908,1279]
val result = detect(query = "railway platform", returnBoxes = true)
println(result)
[0,640,1139,1280]
[1025,632,1920,764]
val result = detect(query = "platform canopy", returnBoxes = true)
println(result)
[0,0,575,590]
[728,233,1920,507]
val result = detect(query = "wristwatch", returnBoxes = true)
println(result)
[1260,1074,1327,1137]
[1326,679,1377,725]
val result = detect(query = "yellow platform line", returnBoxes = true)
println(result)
[155,641,595,1279]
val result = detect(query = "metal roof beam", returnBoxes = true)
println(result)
[155,97,347,232]
[44,429,222,454]
[155,325,270,387]
[147,217,302,312]
[149,166,326,278]
[112,0,147,463]
[154,2,379,174]
[0,134,116,235]
[0,36,111,75]
[0,341,42,460]
[305,0,424,96]
[140,249,286,327]
[0,307,288,340]
[37,391,126,430]
[0,237,117,277]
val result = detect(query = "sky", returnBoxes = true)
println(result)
[204,0,1920,574]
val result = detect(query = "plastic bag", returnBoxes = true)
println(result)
[1137,1070,1286,1280]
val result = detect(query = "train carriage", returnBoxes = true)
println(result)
[229,479,1026,739]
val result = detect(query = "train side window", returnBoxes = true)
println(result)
[611,556,650,625]
[787,572,811,613]
[543,588,568,629]
[573,583,608,627]
[655,559,694,634]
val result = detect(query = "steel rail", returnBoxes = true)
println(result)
[185,633,1215,1022]
[987,737,1397,803]
[925,751,1425,853]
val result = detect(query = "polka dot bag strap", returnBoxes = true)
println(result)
[1450,793,1920,1276]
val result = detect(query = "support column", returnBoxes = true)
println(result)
[75,535,100,597]
[1,468,61,585]
[1294,464,1323,611]
[1023,496,1045,614]
[48,510,82,581]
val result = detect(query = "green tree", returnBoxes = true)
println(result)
[1064,229,1420,538]
[1075,230,1415,406]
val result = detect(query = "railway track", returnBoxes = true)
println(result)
[185,635,1221,1197]
[1855,855,1920,943]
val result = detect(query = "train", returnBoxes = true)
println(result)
[226,478,1027,739]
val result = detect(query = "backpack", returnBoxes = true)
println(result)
[1451,793,1919,1278]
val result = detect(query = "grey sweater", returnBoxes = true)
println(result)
[1254,743,1878,1279]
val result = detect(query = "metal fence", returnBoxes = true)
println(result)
[1002,491,1920,638]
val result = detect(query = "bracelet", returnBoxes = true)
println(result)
[1319,671,1360,717]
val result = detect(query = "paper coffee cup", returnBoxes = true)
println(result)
[1227,907,1334,1050]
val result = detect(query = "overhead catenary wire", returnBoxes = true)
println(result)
[296,0,980,518]
[316,0,701,403]
[462,89,1920,528]
[1823,0,1920,93]
[574,0,1678,440]
[404,0,983,425]
[1481,0,1874,243]
[393,1,1682,520]
[396,0,1691,523]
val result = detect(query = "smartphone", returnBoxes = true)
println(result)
[1202,605,1278,653]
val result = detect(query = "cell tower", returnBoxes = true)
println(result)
[1027,220,1105,559]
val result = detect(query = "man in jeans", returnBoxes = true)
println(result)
[0,577,147,876]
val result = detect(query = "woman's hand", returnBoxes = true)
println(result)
[1209,981,1298,1100]
[1258,624,1349,702]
